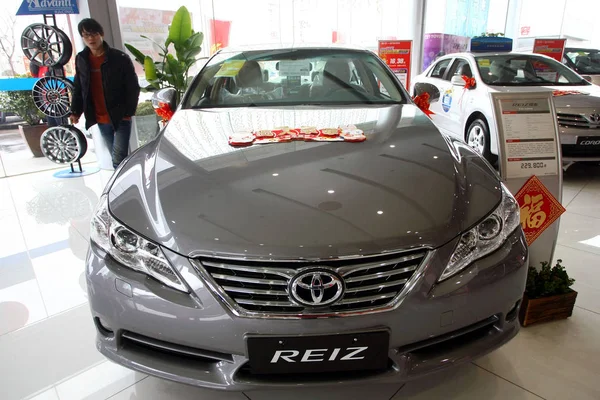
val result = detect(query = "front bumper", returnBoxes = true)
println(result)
[559,125,600,162]
[86,230,528,391]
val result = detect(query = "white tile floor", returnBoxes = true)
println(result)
[1,163,600,400]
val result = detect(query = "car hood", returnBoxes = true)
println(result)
[108,105,501,259]
[488,84,600,111]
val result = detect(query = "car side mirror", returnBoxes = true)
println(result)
[451,76,465,86]
[152,88,177,112]
[582,75,593,83]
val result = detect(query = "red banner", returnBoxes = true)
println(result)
[533,38,567,63]
[210,19,232,55]
[514,175,566,245]
[378,40,412,89]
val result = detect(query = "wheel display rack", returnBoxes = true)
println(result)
[19,13,88,174]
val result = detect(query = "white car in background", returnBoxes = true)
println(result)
[412,52,600,164]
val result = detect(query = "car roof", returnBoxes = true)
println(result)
[438,51,553,59]
[565,47,600,52]
[217,43,372,54]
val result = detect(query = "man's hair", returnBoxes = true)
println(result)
[78,18,104,36]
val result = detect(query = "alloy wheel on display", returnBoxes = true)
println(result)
[467,125,485,154]
[40,126,87,164]
[32,77,74,118]
[21,23,72,67]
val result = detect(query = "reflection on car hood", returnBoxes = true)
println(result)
[108,105,501,259]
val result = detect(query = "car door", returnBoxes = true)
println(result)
[413,57,455,135]
[444,57,476,136]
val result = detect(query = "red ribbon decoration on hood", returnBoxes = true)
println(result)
[552,90,584,97]
[156,102,174,122]
[462,75,476,90]
[413,92,434,117]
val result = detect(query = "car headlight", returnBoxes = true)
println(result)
[90,195,188,292]
[440,184,521,281]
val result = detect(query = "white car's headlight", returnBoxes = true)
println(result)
[90,195,188,292]
[440,184,521,281]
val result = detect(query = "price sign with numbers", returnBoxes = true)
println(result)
[491,92,560,180]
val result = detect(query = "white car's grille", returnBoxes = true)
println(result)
[557,113,600,128]
[195,250,428,317]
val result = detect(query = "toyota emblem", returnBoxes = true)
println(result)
[589,113,600,124]
[289,269,344,307]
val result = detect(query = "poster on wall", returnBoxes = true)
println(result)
[491,92,560,180]
[378,40,412,89]
[119,7,176,74]
[533,38,567,62]
[422,33,470,70]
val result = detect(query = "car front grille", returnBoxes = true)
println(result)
[196,249,428,317]
[557,113,600,129]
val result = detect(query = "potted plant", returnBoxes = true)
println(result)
[0,88,46,157]
[519,259,577,327]
[125,6,204,106]
[131,101,160,150]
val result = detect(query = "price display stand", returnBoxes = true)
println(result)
[491,91,563,268]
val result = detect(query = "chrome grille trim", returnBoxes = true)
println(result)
[236,299,299,307]
[557,113,600,128]
[336,292,397,305]
[344,265,418,283]
[221,286,287,296]
[344,279,408,293]
[193,248,432,319]
[210,274,288,286]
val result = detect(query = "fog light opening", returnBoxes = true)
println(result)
[506,300,521,322]
[94,317,115,337]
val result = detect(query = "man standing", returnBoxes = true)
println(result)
[70,18,140,169]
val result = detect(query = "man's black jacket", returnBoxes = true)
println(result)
[71,42,140,130]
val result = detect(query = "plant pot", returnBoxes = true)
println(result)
[18,124,48,157]
[519,290,578,327]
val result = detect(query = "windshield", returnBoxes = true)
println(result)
[565,50,600,74]
[475,54,590,86]
[183,49,407,109]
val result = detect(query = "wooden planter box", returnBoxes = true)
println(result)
[519,290,578,327]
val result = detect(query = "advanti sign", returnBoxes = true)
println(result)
[16,0,79,15]
[378,40,412,89]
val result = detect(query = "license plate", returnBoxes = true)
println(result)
[577,136,600,147]
[246,331,390,374]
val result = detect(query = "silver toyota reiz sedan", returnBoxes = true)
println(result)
[86,46,528,390]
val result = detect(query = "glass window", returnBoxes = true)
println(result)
[475,55,590,86]
[447,58,472,79]
[565,50,600,75]
[183,48,408,109]
[429,59,452,79]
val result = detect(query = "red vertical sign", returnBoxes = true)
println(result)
[210,20,232,55]
[378,40,412,89]
[533,38,567,62]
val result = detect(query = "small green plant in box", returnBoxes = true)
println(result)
[520,259,577,327]
[525,259,575,299]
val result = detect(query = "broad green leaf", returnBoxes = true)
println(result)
[168,6,192,48]
[144,56,159,88]
[124,43,146,66]
[183,47,201,62]
[183,32,203,50]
